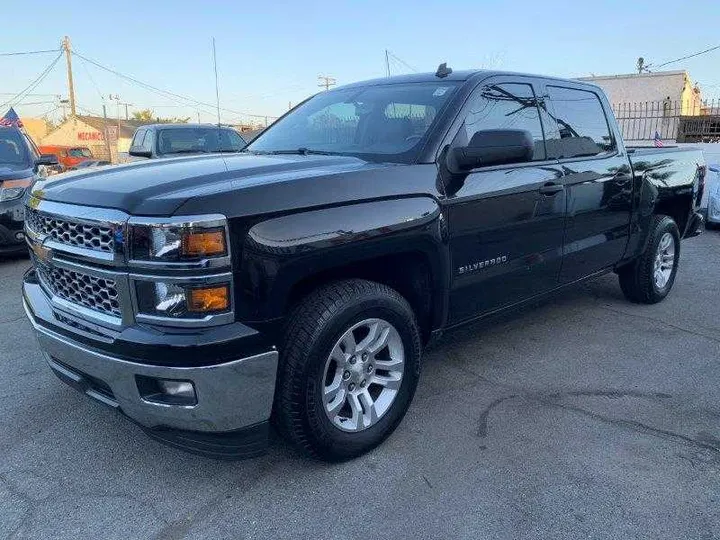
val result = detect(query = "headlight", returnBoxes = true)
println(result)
[0,177,32,202]
[129,216,228,263]
[135,280,231,319]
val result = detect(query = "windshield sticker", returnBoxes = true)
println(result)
[433,87,450,97]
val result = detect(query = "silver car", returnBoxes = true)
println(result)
[706,164,720,228]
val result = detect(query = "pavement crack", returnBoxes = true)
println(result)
[0,315,27,325]
[477,395,517,438]
[475,387,720,456]
[538,397,720,454]
[595,304,720,345]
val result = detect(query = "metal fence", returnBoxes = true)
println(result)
[611,99,720,143]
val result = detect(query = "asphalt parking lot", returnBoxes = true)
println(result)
[1,231,719,540]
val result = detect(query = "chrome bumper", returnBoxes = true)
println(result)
[23,298,278,434]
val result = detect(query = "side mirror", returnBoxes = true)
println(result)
[35,154,59,166]
[129,146,151,158]
[451,129,534,170]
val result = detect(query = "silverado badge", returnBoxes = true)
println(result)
[458,255,508,275]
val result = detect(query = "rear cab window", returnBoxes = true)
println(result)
[545,86,615,159]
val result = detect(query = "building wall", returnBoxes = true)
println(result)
[39,117,132,162]
[579,71,688,106]
[40,117,109,160]
[21,118,50,145]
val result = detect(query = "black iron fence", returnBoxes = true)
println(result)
[611,99,720,143]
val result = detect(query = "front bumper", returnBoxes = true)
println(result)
[23,275,279,458]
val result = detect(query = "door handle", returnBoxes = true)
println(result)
[539,182,564,195]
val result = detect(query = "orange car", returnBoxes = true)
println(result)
[38,145,92,170]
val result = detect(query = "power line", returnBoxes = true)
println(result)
[386,51,418,73]
[72,50,273,120]
[653,44,720,69]
[0,48,59,57]
[318,75,336,91]
[0,52,63,110]
[76,55,105,101]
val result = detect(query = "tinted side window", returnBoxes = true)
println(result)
[220,129,245,151]
[142,130,154,152]
[546,86,614,159]
[132,129,146,147]
[460,83,546,161]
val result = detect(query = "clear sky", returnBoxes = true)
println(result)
[2,0,719,125]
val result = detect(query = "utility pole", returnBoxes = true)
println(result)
[317,75,336,91]
[62,36,76,117]
[120,102,133,120]
[637,57,646,74]
[102,103,112,161]
[212,37,221,126]
[385,49,391,77]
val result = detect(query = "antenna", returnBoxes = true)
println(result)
[212,37,221,125]
[435,63,452,78]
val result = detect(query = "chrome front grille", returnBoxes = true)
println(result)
[26,208,115,253]
[36,263,121,318]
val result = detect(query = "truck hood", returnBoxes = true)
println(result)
[30,153,399,216]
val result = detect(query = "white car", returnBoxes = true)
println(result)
[706,164,720,228]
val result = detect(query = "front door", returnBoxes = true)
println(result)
[444,79,566,325]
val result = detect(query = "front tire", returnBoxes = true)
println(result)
[275,279,422,461]
[619,215,680,304]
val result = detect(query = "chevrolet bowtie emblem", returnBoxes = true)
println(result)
[32,242,52,263]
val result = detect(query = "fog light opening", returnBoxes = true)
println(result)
[136,375,197,406]
[15,231,24,241]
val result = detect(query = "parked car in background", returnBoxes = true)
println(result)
[128,124,246,159]
[67,159,111,171]
[38,145,93,171]
[22,69,706,460]
[706,164,720,228]
[0,126,57,254]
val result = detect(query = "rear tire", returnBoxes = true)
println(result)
[618,215,680,304]
[275,279,422,461]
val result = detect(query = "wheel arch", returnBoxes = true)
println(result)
[238,197,449,342]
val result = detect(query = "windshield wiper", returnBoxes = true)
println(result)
[265,148,339,156]
[166,149,209,155]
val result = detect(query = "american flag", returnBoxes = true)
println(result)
[653,131,664,148]
[0,108,23,128]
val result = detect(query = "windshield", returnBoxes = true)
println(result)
[68,148,92,158]
[157,128,245,156]
[247,82,459,163]
[0,128,30,166]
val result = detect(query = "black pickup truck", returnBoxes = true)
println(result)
[22,68,706,460]
[0,126,57,255]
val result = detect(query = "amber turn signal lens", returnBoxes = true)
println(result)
[182,230,226,257]
[186,286,230,313]
[2,177,33,189]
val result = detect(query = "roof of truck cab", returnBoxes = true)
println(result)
[139,123,237,130]
[334,70,604,91]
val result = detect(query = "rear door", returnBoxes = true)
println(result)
[542,84,633,283]
[443,77,567,324]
